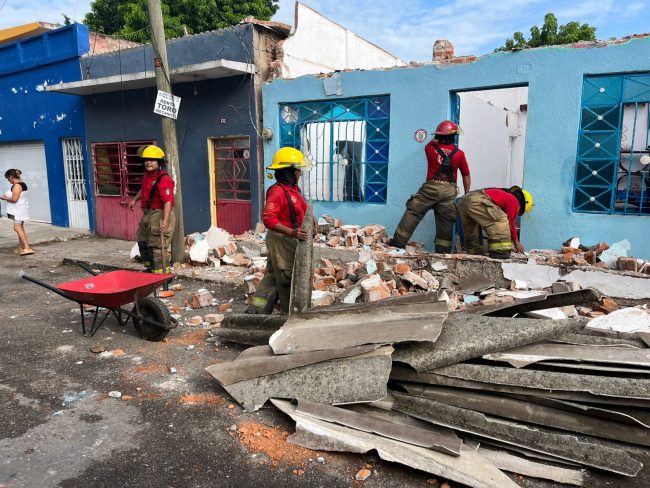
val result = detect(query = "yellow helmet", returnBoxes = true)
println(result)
[509,186,533,215]
[140,145,165,160]
[522,189,533,213]
[268,147,309,170]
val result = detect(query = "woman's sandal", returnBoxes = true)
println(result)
[19,249,35,256]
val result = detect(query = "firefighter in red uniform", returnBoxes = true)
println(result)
[247,147,309,314]
[389,120,471,252]
[126,145,175,273]
[458,186,533,259]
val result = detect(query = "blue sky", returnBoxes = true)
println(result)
[1,0,649,61]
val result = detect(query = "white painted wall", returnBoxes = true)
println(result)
[280,2,406,79]
[458,87,528,193]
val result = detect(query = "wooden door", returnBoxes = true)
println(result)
[214,137,252,235]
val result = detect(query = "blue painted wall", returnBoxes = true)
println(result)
[0,24,91,228]
[81,24,260,233]
[263,38,650,259]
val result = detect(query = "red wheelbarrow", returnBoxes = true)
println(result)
[22,263,178,341]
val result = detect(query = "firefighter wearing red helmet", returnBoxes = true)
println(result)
[389,120,471,252]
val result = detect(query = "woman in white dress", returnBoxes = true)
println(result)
[1,169,34,255]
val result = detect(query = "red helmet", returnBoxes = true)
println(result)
[435,120,459,136]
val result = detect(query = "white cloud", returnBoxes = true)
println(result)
[0,0,93,28]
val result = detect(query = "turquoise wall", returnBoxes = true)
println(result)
[263,38,650,259]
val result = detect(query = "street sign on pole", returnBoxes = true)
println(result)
[154,90,181,119]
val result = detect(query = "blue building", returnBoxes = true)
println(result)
[0,24,92,229]
[50,22,291,240]
[262,36,650,259]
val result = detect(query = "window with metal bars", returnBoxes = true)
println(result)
[573,74,650,215]
[91,141,153,197]
[279,96,390,204]
[214,137,251,201]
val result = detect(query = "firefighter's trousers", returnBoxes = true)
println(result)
[458,190,512,258]
[391,180,457,252]
[249,229,297,314]
[136,209,175,273]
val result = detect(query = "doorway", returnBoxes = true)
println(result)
[453,86,529,193]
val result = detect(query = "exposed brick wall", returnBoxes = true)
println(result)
[89,33,140,54]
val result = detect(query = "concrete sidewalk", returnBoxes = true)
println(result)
[0,218,90,249]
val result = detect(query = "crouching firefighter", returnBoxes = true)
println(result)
[126,145,176,273]
[389,120,471,253]
[246,147,310,314]
[458,186,533,259]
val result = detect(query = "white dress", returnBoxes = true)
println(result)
[5,183,30,222]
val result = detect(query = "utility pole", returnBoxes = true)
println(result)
[147,0,185,263]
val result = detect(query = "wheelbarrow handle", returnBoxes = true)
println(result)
[20,272,76,302]
[76,262,99,276]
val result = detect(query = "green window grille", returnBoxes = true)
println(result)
[278,96,390,204]
[573,74,650,215]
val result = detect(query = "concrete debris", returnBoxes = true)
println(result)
[289,203,314,315]
[209,346,393,411]
[501,261,562,289]
[191,289,213,309]
[392,313,586,371]
[392,392,643,476]
[209,313,286,346]
[206,344,379,385]
[206,226,232,250]
[272,399,518,488]
[189,238,209,263]
[269,300,447,354]
[459,273,495,294]
[475,446,585,486]
[561,269,650,299]
[587,307,650,333]
[483,342,650,369]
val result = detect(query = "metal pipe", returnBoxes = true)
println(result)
[21,273,76,301]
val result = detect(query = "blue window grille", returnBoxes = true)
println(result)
[573,74,650,215]
[278,96,390,204]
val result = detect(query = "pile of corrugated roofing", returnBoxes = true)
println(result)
[206,288,650,487]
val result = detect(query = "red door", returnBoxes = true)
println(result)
[92,141,153,240]
[214,137,252,235]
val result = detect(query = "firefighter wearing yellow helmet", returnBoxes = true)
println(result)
[126,145,176,273]
[458,185,533,259]
[247,147,310,314]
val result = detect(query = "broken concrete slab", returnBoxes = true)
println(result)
[400,384,650,447]
[392,392,643,476]
[270,301,447,355]
[220,313,287,329]
[392,313,586,371]
[210,328,274,346]
[561,269,650,299]
[289,202,314,314]
[206,344,378,385]
[587,307,650,333]
[458,273,495,294]
[475,289,600,318]
[483,342,650,369]
[551,333,645,348]
[295,399,462,455]
[502,261,561,289]
[475,446,585,486]
[403,363,650,403]
[210,346,393,411]
[271,399,517,488]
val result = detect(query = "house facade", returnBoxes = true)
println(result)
[261,35,650,259]
[0,24,92,229]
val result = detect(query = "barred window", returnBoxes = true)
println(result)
[279,96,390,204]
[573,74,650,215]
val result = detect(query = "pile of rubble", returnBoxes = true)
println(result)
[532,237,650,274]
[207,288,650,487]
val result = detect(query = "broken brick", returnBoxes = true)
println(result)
[218,303,232,313]
[191,289,213,309]
[327,235,340,247]
[401,271,429,289]
[204,313,225,324]
[584,250,597,265]
[393,263,411,274]
[595,297,618,313]
[345,234,359,247]
[617,256,638,272]
[355,469,371,481]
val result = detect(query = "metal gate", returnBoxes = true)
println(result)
[214,137,252,235]
[62,138,90,229]
[92,141,152,240]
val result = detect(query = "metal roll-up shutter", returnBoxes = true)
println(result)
[0,141,51,222]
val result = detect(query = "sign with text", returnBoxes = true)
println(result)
[154,90,181,119]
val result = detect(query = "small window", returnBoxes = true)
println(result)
[279,96,390,204]
[573,74,650,215]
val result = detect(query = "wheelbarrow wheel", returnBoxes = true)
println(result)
[132,297,171,341]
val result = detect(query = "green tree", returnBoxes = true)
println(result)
[83,0,280,42]
[497,13,596,51]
